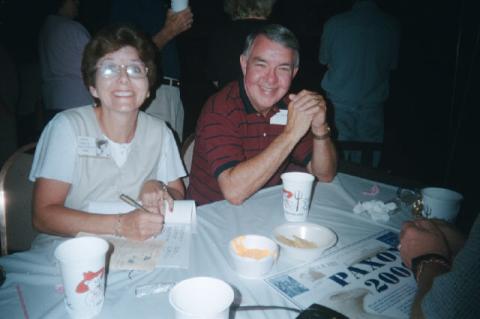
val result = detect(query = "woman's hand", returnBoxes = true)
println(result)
[139,180,174,216]
[118,207,164,241]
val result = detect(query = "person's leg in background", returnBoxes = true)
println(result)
[332,99,384,167]
[333,104,363,164]
[356,105,384,167]
[145,84,184,142]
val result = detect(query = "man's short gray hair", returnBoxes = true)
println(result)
[242,24,300,68]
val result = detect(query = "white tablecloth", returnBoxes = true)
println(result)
[0,173,412,318]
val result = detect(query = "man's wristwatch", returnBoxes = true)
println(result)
[411,253,451,281]
[312,125,331,140]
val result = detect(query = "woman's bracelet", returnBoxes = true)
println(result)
[114,214,123,237]
[411,253,451,281]
[158,181,168,192]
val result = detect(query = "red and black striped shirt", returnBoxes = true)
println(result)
[187,80,313,205]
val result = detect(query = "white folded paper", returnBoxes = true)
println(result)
[164,200,197,233]
[353,200,397,222]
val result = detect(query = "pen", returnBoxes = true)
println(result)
[120,194,151,213]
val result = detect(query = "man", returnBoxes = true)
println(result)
[319,0,400,166]
[188,24,337,206]
[39,0,93,123]
[110,0,193,141]
[399,217,479,318]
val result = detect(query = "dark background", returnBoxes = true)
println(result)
[1,0,479,232]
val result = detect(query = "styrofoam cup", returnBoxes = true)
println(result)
[169,277,234,319]
[171,0,188,12]
[229,235,278,278]
[421,187,463,222]
[281,172,315,222]
[55,237,109,319]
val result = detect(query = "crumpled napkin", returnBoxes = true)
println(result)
[353,200,397,222]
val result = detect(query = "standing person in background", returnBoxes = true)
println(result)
[39,0,93,124]
[207,0,276,89]
[319,0,400,166]
[110,0,193,142]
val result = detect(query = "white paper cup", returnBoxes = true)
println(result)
[55,237,109,319]
[171,0,188,12]
[281,172,315,222]
[169,277,234,319]
[421,187,463,222]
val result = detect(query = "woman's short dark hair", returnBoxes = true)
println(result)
[81,24,157,90]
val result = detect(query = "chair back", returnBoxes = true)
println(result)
[181,134,195,187]
[0,143,37,255]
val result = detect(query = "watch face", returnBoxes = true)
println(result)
[296,304,349,319]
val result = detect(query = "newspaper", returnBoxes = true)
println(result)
[265,231,416,318]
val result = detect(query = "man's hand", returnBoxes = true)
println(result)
[286,90,327,141]
[399,219,451,268]
[165,8,193,34]
[428,219,466,256]
[153,8,193,49]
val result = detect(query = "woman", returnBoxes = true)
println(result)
[30,24,186,241]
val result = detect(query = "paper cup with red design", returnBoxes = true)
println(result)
[281,172,315,222]
[55,237,109,319]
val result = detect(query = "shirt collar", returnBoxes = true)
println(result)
[238,78,288,115]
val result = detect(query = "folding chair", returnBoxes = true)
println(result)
[0,143,38,255]
[181,134,195,188]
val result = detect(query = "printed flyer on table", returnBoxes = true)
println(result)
[265,231,416,318]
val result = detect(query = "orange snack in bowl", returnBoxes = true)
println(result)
[232,236,271,260]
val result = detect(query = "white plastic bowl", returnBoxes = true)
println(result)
[273,222,337,262]
[229,235,278,279]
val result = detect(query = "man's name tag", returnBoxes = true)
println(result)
[77,136,111,158]
[270,109,288,125]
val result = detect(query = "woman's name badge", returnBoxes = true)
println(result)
[77,136,111,158]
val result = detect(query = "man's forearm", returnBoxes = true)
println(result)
[309,137,337,181]
[152,28,174,50]
[218,131,299,205]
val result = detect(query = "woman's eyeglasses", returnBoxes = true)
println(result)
[97,63,148,79]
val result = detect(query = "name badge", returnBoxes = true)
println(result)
[270,109,288,125]
[77,136,111,158]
